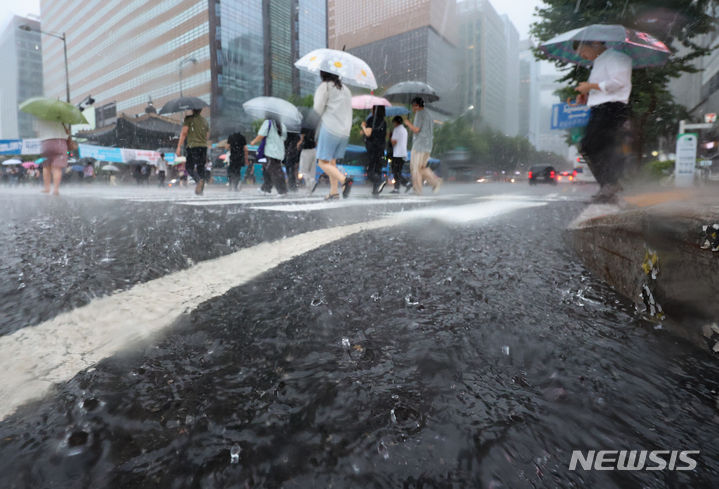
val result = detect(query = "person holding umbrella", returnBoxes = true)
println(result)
[403,97,442,195]
[360,104,388,196]
[250,119,288,195]
[573,40,632,202]
[36,119,70,195]
[176,108,209,195]
[313,70,353,200]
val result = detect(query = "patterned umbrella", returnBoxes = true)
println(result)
[539,24,670,68]
[352,95,391,110]
[295,48,377,90]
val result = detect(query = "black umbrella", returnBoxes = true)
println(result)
[159,96,209,114]
[298,107,321,130]
[384,81,440,104]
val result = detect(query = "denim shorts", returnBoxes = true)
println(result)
[316,127,348,161]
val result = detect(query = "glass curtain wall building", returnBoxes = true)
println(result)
[328,0,459,116]
[0,16,44,139]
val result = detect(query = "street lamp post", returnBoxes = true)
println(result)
[19,25,70,103]
[178,57,198,97]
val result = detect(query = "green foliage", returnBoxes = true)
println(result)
[288,94,314,107]
[531,0,717,162]
[433,115,567,171]
[641,159,675,179]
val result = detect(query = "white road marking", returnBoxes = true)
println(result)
[0,196,544,420]
[249,197,427,212]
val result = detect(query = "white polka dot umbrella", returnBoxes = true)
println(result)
[294,48,377,90]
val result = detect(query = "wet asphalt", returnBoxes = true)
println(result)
[0,183,717,489]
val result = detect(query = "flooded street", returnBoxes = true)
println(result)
[0,184,717,488]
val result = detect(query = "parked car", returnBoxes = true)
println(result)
[557,170,575,183]
[528,165,557,185]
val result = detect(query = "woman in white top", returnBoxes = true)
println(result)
[313,71,353,200]
[35,119,70,195]
[250,118,288,195]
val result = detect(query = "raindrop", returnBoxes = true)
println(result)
[377,440,389,460]
[352,463,360,474]
[370,292,381,302]
[230,444,241,464]
[341,337,351,349]
[390,408,397,424]
[404,294,419,306]
[310,297,324,307]
[501,346,510,356]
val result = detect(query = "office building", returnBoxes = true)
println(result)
[0,15,44,139]
[457,0,519,135]
[328,0,460,115]
[518,39,541,146]
[39,0,327,138]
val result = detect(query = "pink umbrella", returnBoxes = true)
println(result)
[351,95,391,110]
[22,161,38,169]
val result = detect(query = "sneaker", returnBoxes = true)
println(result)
[432,178,443,194]
[325,193,340,201]
[404,182,412,193]
[377,181,387,194]
[342,177,354,198]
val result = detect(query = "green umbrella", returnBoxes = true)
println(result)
[19,97,88,125]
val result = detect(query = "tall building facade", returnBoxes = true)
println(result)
[39,0,327,138]
[518,39,540,147]
[458,0,519,135]
[502,15,519,137]
[0,15,44,139]
[328,0,460,116]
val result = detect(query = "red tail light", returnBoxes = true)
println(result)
[550,171,556,178]
[572,170,577,177]
[528,171,533,179]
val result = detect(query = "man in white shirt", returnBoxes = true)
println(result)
[574,40,632,203]
[389,116,410,193]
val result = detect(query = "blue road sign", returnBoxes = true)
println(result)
[551,103,591,130]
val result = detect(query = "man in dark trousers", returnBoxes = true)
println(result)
[283,131,301,191]
[176,108,210,195]
[227,130,248,191]
[574,40,632,203]
[361,104,388,195]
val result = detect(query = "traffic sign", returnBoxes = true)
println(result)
[551,103,591,130]
[675,133,697,187]
[705,113,717,124]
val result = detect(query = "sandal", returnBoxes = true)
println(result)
[325,193,340,201]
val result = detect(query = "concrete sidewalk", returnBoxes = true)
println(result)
[567,187,719,350]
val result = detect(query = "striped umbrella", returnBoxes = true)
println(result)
[539,24,670,68]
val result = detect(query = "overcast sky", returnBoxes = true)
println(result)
[489,0,544,39]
